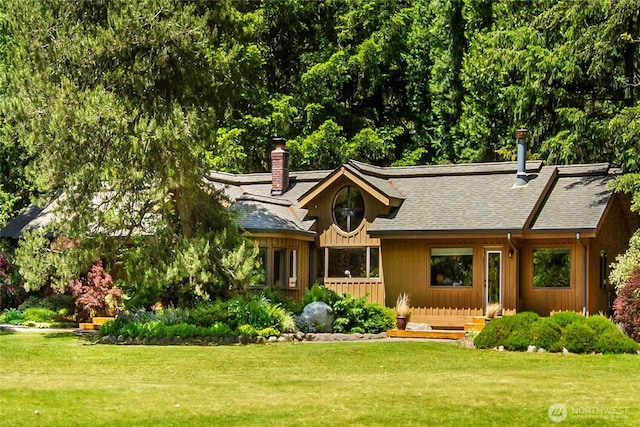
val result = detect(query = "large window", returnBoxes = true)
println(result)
[326,247,380,279]
[431,248,473,287]
[533,248,571,288]
[250,248,296,288]
[332,186,365,233]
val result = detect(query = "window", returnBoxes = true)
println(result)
[332,186,365,233]
[326,247,380,279]
[431,248,473,287]
[533,248,571,288]
[274,249,286,289]
[599,250,608,289]
[289,249,297,288]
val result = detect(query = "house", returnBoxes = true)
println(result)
[205,131,640,327]
[3,131,638,328]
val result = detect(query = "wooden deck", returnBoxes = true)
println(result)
[387,316,491,340]
[386,329,467,340]
[79,316,114,331]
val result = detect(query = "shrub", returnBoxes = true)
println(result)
[279,311,297,333]
[1,308,25,324]
[259,288,295,312]
[613,270,640,342]
[18,296,46,311]
[332,294,394,334]
[609,230,640,291]
[257,327,280,337]
[68,260,123,322]
[236,324,258,337]
[594,330,639,354]
[561,322,596,353]
[154,307,191,326]
[530,317,562,350]
[0,251,24,310]
[548,311,584,329]
[45,294,76,316]
[99,318,125,337]
[585,315,619,335]
[23,307,57,323]
[228,295,283,330]
[189,301,229,327]
[474,312,539,349]
[209,322,234,337]
[301,284,341,309]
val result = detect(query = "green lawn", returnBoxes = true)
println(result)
[0,332,637,426]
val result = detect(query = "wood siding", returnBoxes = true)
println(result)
[307,175,389,248]
[251,234,311,302]
[519,238,583,315]
[324,279,385,304]
[381,237,518,312]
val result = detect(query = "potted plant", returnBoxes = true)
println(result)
[485,302,502,322]
[395,293,411,330]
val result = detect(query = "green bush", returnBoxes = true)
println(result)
[475,312,540,349]
[561,322,596,353]
[154,307,191,326]
[228,295,285,330]
[301,284,341,309]
[530,317,562,350]
[189,301,230,327]
[236,324,258,337]
[45,294,76,315]
[585,315,619,335]
[548,311,584,328]
[23,307,57,323]
[258,327,280,337]
[209,322,234,337]
[332,294,394,334]
[1,308,25,324]
[99,318,125,337]
[279,311,297,333]
[594,330,639,354]
[18,296,45,311]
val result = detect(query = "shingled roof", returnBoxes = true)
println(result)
[2,160,618,240]
[205,159,617,238]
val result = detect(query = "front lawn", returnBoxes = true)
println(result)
[0,332,637,426]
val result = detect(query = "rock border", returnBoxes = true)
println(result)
[99,331,389,345]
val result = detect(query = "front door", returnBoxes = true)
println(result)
[486,250,502,307]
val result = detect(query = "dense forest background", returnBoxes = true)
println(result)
[1,0,639,225]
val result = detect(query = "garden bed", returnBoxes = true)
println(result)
[99,331,389,345]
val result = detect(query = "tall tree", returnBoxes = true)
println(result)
[1,0,261,305]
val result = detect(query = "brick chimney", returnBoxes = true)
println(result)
[271,137,289,195]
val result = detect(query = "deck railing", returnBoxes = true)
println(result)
[409,306,517,328]
[323,279,385,304]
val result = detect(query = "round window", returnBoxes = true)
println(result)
[332,186,365,233]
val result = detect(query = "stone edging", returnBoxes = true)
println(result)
[100,331,389,345]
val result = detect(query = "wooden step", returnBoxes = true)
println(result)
[471,316,487,325]
[464,322,484,332]
[91,317,115,325]
[79,323,100,330]
[387,329,467,340]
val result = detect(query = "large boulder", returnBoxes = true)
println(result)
[297,301,335,333]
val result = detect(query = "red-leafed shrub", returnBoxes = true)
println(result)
[613,269,640,343]
[68,260,123,322]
